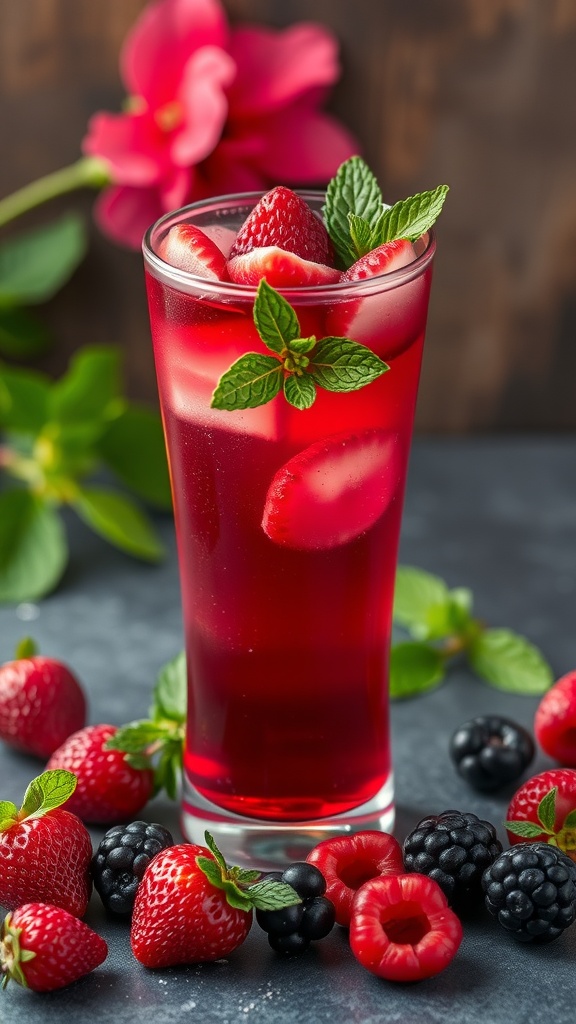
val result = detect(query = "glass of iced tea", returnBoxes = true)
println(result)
[143,168,439,866]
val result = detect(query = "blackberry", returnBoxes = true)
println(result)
[482,844,576,943]
[256,862,335,953]
[403,810,502,908]
[450,715,535,792]
[92,820,174,915]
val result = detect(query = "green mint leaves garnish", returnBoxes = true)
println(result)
[0,770,77,832]
[106,651,187,799]
[324,156,449,268]
[196,832,302,914]
[211,279,388,412]
[391,565,553,699]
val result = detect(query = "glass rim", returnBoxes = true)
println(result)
[142,189,436,302]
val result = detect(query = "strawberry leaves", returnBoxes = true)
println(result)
[196,832,301,913]
[211,280,389,412]
[0,770,77,832]
[505,786,576,844]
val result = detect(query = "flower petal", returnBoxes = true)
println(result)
[245,104,359,184]
[228,23,341,116]
[159,166,193,211]
[83,111,167,186]
[172,45,236,166]
[121,0,229,105]
[93,185,165,249]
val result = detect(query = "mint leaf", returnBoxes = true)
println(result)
[0,365,51,433]
[105,721,168,753]
[324,156,383,267]
[73,485,163,562]
[537,788,557,834]
[253,279,300,353]
[151,650,187,723]
[283,373,316,410]
[563,810,576,829]
[20,770,77,818]
[390,642,445,699]
[211,353,283,411]
[196,855,226,891]
[0,214,87,306]
[289,337,317,356]
[393,566,450,637]
[504,820,545,838]
[96,404,172,510]
[0,490,68,603]
[309,337,388,392]
[50,346,121,428]
[0,308,51,359]
[348,214,374,258]
[203,832,228,874]
[469,628,553,695]
[245,879,301,911]
[372,185,449,245]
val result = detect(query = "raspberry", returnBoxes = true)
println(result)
[307,830,404,926]
[350,873,462,981]
[482,844,576,943]
[403,810,502,908]
[92,820,174,916]
[255,862,335,953]
[449,715,535,792]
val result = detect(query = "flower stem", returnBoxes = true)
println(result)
[0,157,110,229]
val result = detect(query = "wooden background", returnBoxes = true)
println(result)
[1,0,576,432]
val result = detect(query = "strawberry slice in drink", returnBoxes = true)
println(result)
[228,247,340,287]
[159,223,229,280]
[262,428,401,550]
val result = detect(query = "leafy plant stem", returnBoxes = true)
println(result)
[0,158,110,229]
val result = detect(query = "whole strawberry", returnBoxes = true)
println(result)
[131,832,302,968]
[505,768,576,863]
[0,638,86,759]
[534,670,576,766]
[1,903,107,991]
[0,771,92,916]
[46,724,154,824]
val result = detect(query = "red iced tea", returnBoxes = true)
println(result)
[144,193,434,826]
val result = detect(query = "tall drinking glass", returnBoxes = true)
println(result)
[143,192,435,866]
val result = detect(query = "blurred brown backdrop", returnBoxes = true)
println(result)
[1,0,576,431]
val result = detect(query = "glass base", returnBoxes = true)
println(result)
[181,772,395,869]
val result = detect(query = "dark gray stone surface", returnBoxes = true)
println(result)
[0,437,575,1023]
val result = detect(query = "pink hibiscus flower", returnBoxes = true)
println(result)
[82,0,358,248]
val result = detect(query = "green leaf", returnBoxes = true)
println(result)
[469,628,553,695]
[211,353,283,411]
[96,404,172,510]
[50,346,121,427]
[283,373,316,410]
[245,879,302,911]
[0,214,87,306]
[323,156,383,267]
[196,856,226,891]
[0,490,68,603]
[253,279,300,353]
[0,365,51,433]
[372,185,449,244]
[504,820,545,838]
[151,650,187,723]
[0,801,19,831]
[348,214,374,258]
[309,337,388,393]
[288,337,316,356]
[537,788,557,833]
[14,637,37,659]
[393,566,450,635]
[0,307,51,359]
[73,485,164,562]
[203,831,228,874]
[389,642,445,699]
[105,720,168,754]
[20,770,77,818]
[563,810,576,829]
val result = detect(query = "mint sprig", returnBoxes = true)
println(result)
[196,832,302,914]
[0,770,77,832]
[323,155,448,268]
[391,565,553,698]
[211,279,388,412]
[0,345,172,602]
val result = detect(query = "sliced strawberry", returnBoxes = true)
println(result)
[261,428,401,551]
[229,186,334,265]
[228,247,340,288]
[159,223,229,280]
[341,238,416,283]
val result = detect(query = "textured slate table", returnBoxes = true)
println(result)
[1,437,575,1023]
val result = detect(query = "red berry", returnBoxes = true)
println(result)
[228,247,339,287]
[0,643,86,759]
[306,831,404,926]
[505,768,576,863]
[46,724,154,825]
[0,771,92,917]
[229,186,334,266]
[261,428,402,551]
[159,223,229,279]
[534,671,576,766]
[0,903,107,992]
[131,843,253,967]
[349,873,463,982]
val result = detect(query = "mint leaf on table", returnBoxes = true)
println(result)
[0,214,87,307]
[49,345,121,427]
[73,486,164,562]
[391,565,553,698]
[107,650,187,800]
[211,279,388,412]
